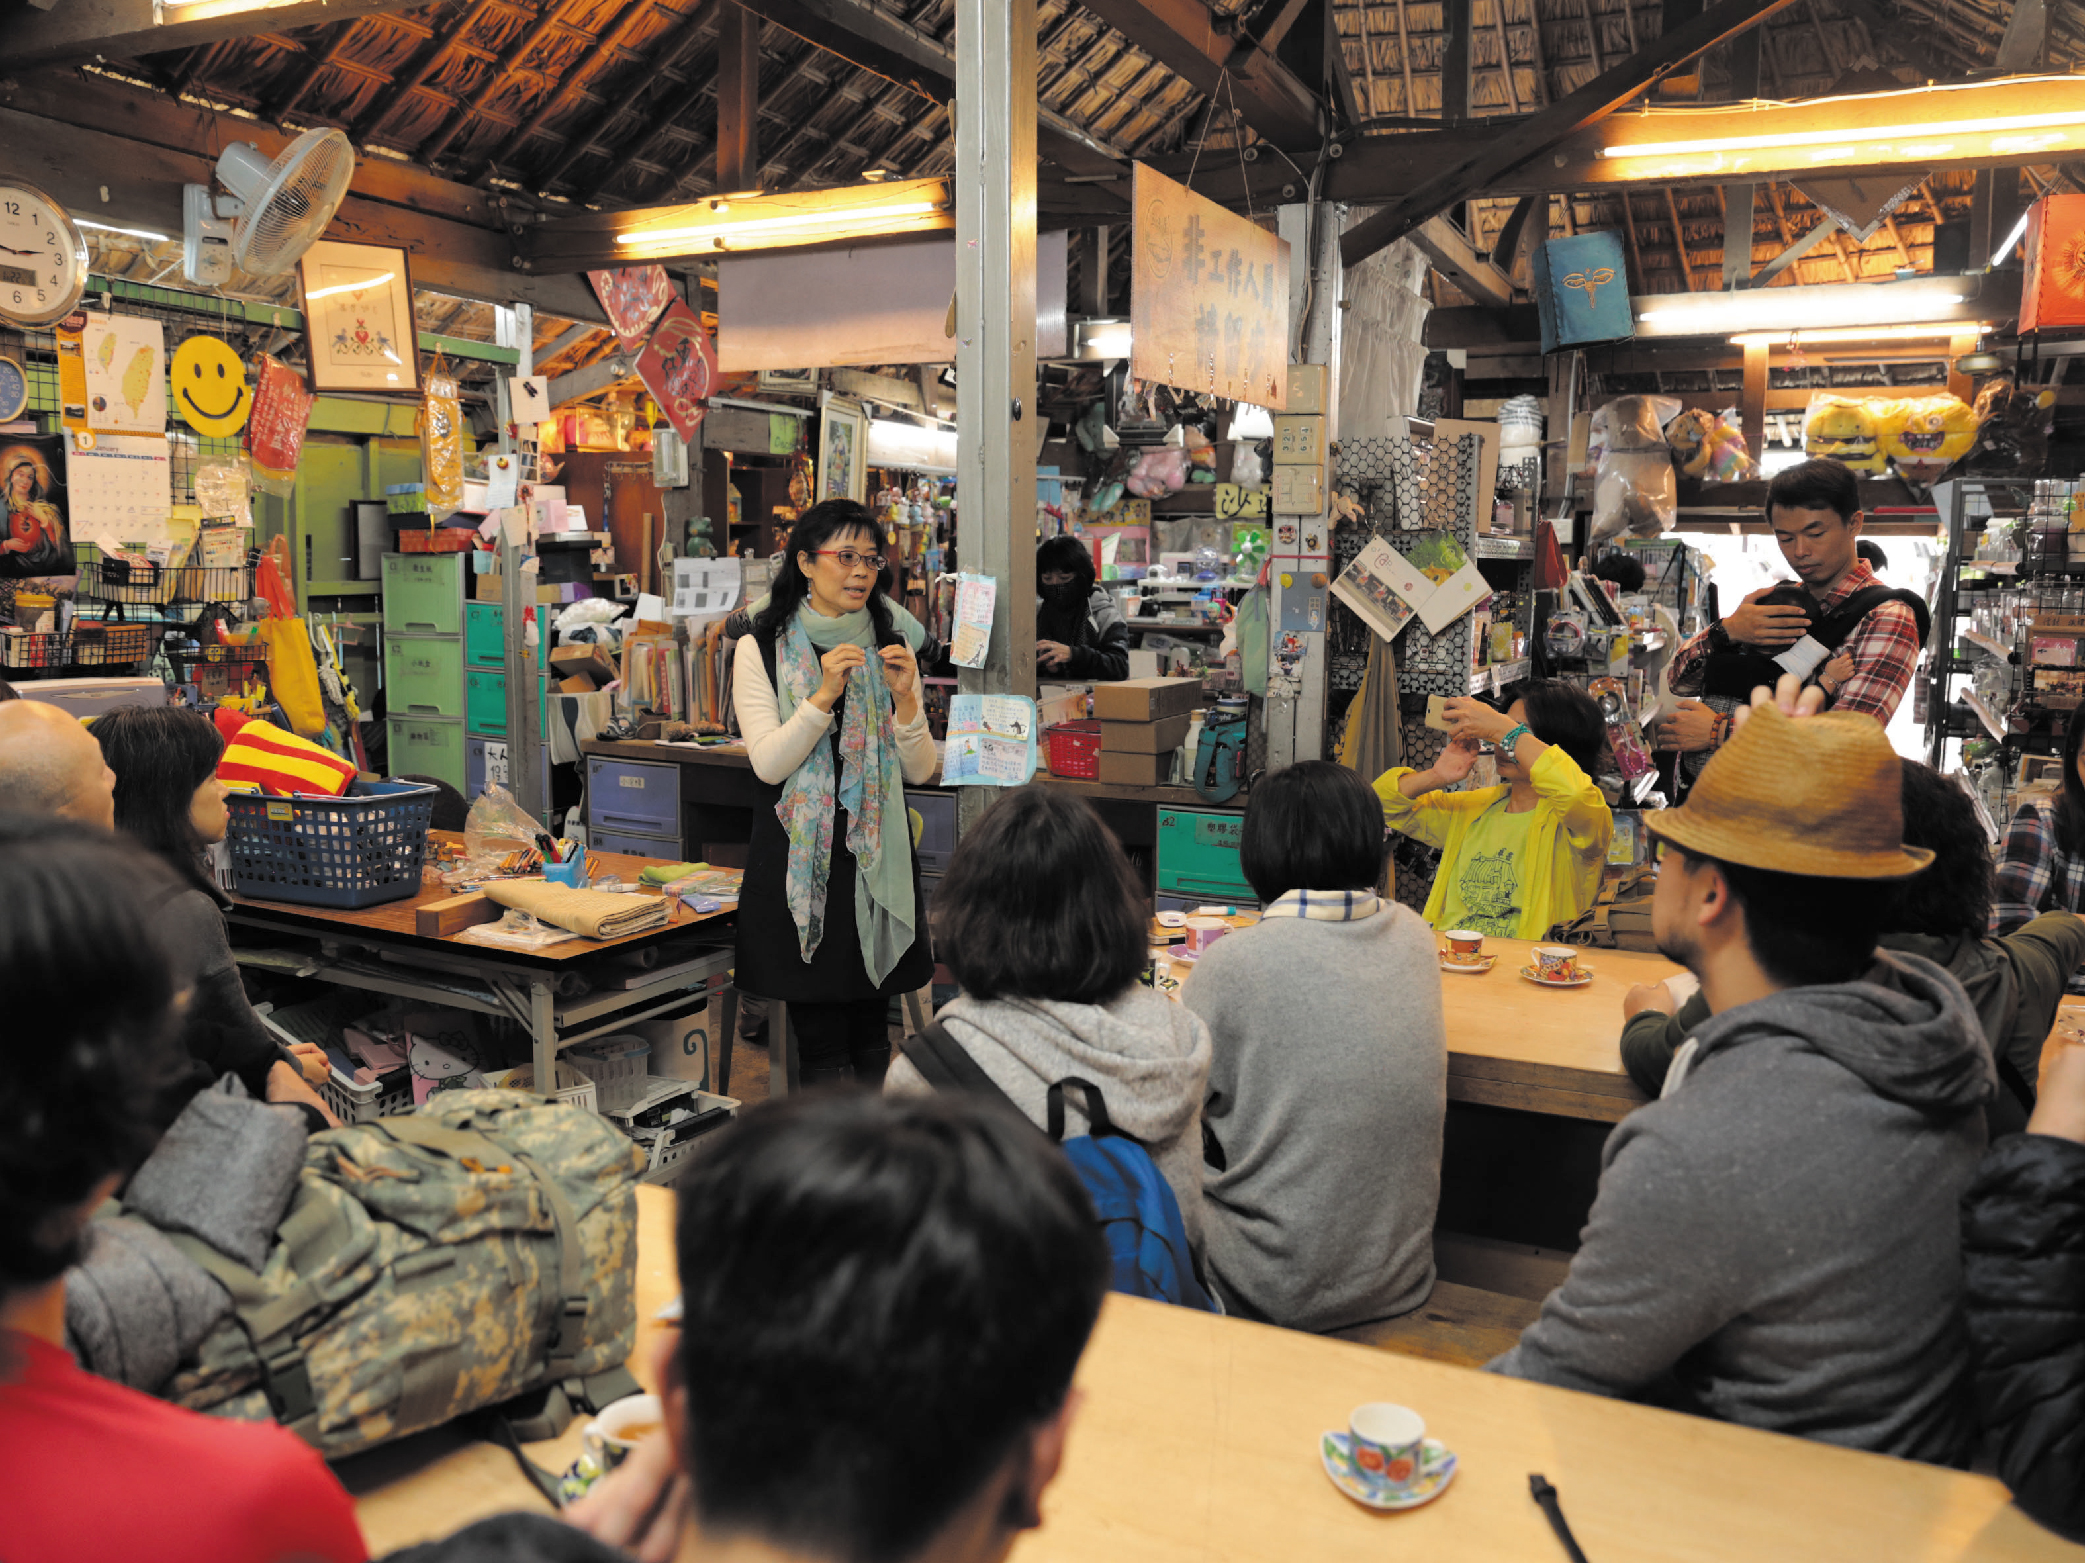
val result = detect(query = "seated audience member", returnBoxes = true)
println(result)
[1035,534,1130,681]
[1857,538,1890,574]
[1490,689,1994,1464]
[92,706,336,1128]
[1182,761,1445,1331]
[1993,712,2085,938]
[410,1092,1110,1563]
[0,695,116,827]
[884,785,1211,1251]
[1622,761,2085,1133]
[0,815,366,1563]
[1377,679,1613,939]
[1963,1030,2085,1541]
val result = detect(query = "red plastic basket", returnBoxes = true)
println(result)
[1045,720,1102,779]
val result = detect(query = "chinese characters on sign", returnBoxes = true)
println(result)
[1130,164,1289,409]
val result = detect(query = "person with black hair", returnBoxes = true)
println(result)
[0,816,366,1563]
[1993,712,2085,942]
[733,499,936,1087]
[1180,762,1445,1331]
[1657,458,1930,763]
[1857,538,1890,573]
[428,1092,1108,1563]
[1588,550,1646,596]
[885,785,1211,1251]
[1375,678,1613,940]
[1491,685,1993,1464]
[92,706,337,1129]
[1622,761,2085,1134]
[1035,534,1129,681]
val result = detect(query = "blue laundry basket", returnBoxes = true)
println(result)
[224,779,437,909]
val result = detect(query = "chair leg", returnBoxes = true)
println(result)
[716,980,737,1099]
[772,1001,795,1097]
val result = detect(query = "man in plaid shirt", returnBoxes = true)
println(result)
[1656,460,1926,776]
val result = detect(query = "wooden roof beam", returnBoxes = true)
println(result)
[418,0,589,168]
[0,0,429,68]
[477,0,662,180]
[530,0,723,193]
[1339,0,1801,267]
[1409,213,1517,309]
[354,0,502,143]
[1076,0,1324,149]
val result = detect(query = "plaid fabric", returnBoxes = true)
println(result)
[1260,888,1381,922]
[1669,561,1922,723]
[1992,796,2085,936]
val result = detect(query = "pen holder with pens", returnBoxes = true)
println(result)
[544,848,588,888]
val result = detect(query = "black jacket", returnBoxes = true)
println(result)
[1963,1131,2085,1540]
[151,869,290,1119]
[1036,585,1131,681]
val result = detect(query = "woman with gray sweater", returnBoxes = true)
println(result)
[885,786,1212,1252]
[1182,762,1446,1331]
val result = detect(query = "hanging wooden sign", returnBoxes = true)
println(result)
[1130,165,1289,410]
[635,299,717,443]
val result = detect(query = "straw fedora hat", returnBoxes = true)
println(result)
[1643,703,1933,880]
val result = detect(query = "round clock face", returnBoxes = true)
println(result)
[0,180,87,328]
[0,355,25,422]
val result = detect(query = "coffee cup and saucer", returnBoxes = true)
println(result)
[1438,929,1496,975]
[1520,945,1595,988]
[1319,1401,1457,1511]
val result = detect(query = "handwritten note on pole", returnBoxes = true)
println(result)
[1130,164,1290,410]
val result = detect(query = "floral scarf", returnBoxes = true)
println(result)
[772,600,924,984]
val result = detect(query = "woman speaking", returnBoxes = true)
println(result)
[732,499,936,1086]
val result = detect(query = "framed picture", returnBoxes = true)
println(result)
[818,393,866,505]
[759,367,816,393]
[296,240,420,396]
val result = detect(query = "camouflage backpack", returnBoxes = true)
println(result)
[158,1090,646,1459]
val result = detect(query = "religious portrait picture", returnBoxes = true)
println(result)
[0,435,73,580]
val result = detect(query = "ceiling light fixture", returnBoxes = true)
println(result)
[1601,106,2085,162]
[1634,277,1978,338]
[1728,323,1989,347]
[75,219,173,243]
[617,201,941,248]
[1990,210,2033,268]
[607,178,954,261]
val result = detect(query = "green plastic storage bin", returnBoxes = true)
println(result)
[1155,807,1253,901]
[386,715,466,792]
[382,553,466,636]
[383,633,466,719]
[465,667,548,738]
[464,602,550,669]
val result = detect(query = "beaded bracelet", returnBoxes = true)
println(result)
[1499,722,1532,753]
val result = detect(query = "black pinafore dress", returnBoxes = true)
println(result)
[733,628,934,1004]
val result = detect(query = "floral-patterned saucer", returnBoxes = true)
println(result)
[1319,1430,1458,1511]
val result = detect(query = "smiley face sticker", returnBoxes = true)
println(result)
[171,335,252,437]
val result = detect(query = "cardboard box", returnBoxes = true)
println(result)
[551,643,619,684]
[1101,714,1191,754]
[1271,465,1325,514]
[1272,415,1326,466]
[1093,677,1202,723]
[558,674,599,694]
[476,574,576,604]
[1097,749,1173,787]
[1285,364,1329,416]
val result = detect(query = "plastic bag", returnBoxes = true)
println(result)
[463,782,548,868]
[246,354,314,498]
[1591,449,1677,541]
[194,455,253,529]
[420,373,464,519]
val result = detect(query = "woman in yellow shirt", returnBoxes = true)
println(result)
[1376,680,1613,941]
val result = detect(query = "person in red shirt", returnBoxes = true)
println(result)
[0,813,367,1563]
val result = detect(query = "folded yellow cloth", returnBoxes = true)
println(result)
[484,881,670,940]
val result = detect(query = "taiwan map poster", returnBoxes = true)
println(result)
[81,314,166,435]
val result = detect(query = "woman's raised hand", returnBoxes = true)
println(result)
[810,643,867,712]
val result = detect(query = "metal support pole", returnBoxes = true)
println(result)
[953,0,1037,832]
[497,302,547,825]
[1267,201,1342,771]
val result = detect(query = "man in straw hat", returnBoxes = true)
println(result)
[1489,679,1995,1464]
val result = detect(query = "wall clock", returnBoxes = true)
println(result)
[0,179,88,328]
[0,355,26,422]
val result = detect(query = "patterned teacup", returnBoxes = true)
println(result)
[1534,945,1580,983]
[1347,1402,1429,1498]
[1443,930,1486,967]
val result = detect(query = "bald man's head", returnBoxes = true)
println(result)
[0,699,117,830]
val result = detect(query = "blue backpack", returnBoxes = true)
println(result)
[899,1023,1218,1313]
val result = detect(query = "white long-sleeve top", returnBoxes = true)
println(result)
[733,632,938,787]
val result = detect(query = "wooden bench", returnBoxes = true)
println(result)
[1328,1280,1542,1367]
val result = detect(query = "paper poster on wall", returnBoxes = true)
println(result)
[0,433,74,578]
[670,556,741,622]
[950,572,996,667]
[942,694,1037,786]
[81,314,166,435]
[68,433,173,546]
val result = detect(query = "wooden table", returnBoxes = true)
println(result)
[350,1187,2071,1562]
[1436,937,1675,1123]
[227,833,737,1092]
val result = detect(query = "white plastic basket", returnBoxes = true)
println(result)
[565,1038,655,1113]
[479,1059,600,1114]
[632,1090,741,1185]
[320,1066,415,1125]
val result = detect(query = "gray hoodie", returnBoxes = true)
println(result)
[1490,950,1995,1465]
[886,987,1212,1252]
